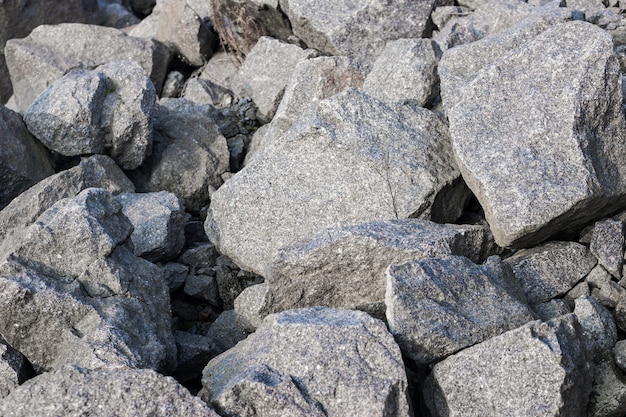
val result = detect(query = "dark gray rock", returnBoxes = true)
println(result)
[423,314,592,417]
[590,219,626,279]
[184,274,220,306]
[214,255,263,310]
[504,241,597,305]
[128,99,229,212]
[587,359,626,417]
[173,331,215,383]
[205,310,248,356]
[587,265,625,309]
[363,38,442,107]
[177,243,219,274]
[201,307,410,417]
[440,19,626,248]
[238,36,318,122]
[386,255,535,365]
[278,0,452,70]
[205,89,465,277]
[5,23,169,111]
[0,337,32,399]
[532,299,572,321]
[24,60,156,170]
[574,296,617,355]
[162,262,189,292]
[615,340,626,373]
[0,104,54,210]
[0,189,176,373]
[117,191,188,262]
[0,365,219,417]
[254,220,496,321]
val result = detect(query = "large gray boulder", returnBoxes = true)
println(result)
[423,314,593,417]
[129,99,229,212]
[246,220,496,322]
[440,19,626,248]
[0,104,53,210]
[278,0,453,70]
[0,366,219,417]
[5,23,169,111]
[0,188,176,373]
[205,88,466,277]
[201,307,410,417]
[24,60,156,170]
[363,38,442,107]
[386,255,535,365]
[504,241,597,305]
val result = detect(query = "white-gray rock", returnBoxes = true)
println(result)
[201,307,410,417]
[205,88,465,277]
[0,337,32,399]
[590,219,626,279]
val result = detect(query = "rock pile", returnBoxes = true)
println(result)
[2,0,626,416]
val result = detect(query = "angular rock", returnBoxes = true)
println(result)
[156,0,217,66]
[24,60,156,170]
[587,265,625,308]
[5,23,169,111]
[440,20,626,248]
[0,189,176,373]
[590,219,626,279]
[238,36,318,122]
[423,315,592,417]
[173,331,215,383]
[205,310,248,356]
[363,38,442,107]
[0,337,32,399]
[201,307,410,417]
[128,99,229,211]
[161,70,185,98]
[184,274,220,306]
[196,51,240,92]
[532,299,571,321]
[234,283,269,332]
[0,155,134,251]
[0,104,54,210]
[279,0,451,70]
[205,89,465,277]
[177,243,219,274]
[181,78,233,108]
[386,255,535,365]
[214,255,263,310]
[162,262,189,292]
[574,296,617,355]
[504,241,597,305]
[564,281,590,308]
[256,219,496,320]
[0,366,219,417]
[587,359,626,417]
[117,191,188,262]
[614,294,626,332]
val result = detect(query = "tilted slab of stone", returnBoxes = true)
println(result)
[254,219,496,320]
[129,98,229,212]
[5,23,169,111]
[0,337,32,399]
[0,189,176,373]
[0,366,219,417]
[205,88,464,277]
[0,104,53,210]
[278,0,452,70]
[24,60,156,170]
[423,314,593,417]
[201,307,410,417]
[385,255,535,365]
[589,219,626,279]
[504,241,597,305]
[440,20,626,247]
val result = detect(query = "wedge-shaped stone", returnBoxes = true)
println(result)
[206,88,465,276]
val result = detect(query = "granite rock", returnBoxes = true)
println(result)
[590,219,626,279]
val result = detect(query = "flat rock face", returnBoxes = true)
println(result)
[440,19,626,247]
[24,60,156,170]
[0,104,54,210]
[0,366,219,417]
[386,255,535,365]
[5,23,169,111]
[278,0,452,70]
[505,241,597,305]
[423,314,593,417]
[0,189,176,373]
[256,220,496,319]
[206,88,464,277]
[201,307,410,417]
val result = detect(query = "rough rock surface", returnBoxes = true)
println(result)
[386,255,535,365]
[0,366,219,417]
[504,241,597,305]
[589,219,626,279]
[117,191,188,262]
[5,23,169,111]
[206,88,465,277]
[363,38,442,107]
[24,60,156,170]
[201,307,410,417]
[0,104,54,210]
[251,219,496,320]
[279,0,453,70]
[423,314,592,417]
[0,337,32,399]
[441,19,626,248]
[0,189,176,373]
[129,99,229,212]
